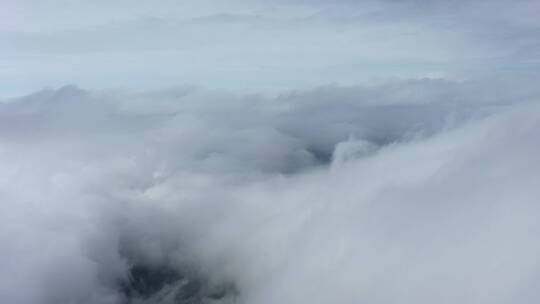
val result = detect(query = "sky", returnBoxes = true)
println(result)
[2,0,540,96]
[1,1,540,304]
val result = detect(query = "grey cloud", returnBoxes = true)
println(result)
[2,78,531,173]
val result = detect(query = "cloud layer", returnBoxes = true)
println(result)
[1,79,540,303]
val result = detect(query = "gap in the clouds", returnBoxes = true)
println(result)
[116,250,240,304]
[118,262,239,304]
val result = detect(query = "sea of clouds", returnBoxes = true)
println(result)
[1,78,539,303]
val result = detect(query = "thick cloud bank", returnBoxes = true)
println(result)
[1,79,540,303]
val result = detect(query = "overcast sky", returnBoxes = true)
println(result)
[2,0,540,96]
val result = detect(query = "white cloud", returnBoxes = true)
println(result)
[1,1,540,302]
[1,79,539,303]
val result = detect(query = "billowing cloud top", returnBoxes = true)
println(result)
[1,79,540,303]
